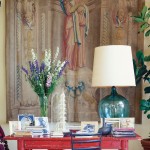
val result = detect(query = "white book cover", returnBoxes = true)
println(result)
[34,117,50,134]
[9,121,21,135]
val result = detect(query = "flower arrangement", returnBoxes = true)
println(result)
[22,47,68,116]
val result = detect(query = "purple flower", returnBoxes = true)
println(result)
[40,62,45,72]
[29,61,34,73]
[22,66,28,75]
[31,62,35,71]
[35,60,39,74]
[46,75,52,88]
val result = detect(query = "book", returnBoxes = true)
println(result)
[51,132,63,137]
[113,131,135,135]
[14,130,32,137]
[113,134,136,137]
[113,127,135,132]
[25,126,49,136]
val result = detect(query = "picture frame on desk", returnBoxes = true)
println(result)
[18,114,34,130]
[104,118,120,128]
[120,118,135,128]
[104,118,135,129]
[34,117,50,134]
[9,121,21,135]
[81,121,98,133]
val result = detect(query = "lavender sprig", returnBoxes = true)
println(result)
[22,66,28,75]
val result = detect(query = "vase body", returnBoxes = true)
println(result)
[99,87,129,118]
[39,96,48,117]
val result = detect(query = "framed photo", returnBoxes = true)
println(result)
[104,118,120,128]
[81,121,98,133]
[120,118,135,128]
[34,117,50,134]
[9,121,21,135]
[18,114,34,130]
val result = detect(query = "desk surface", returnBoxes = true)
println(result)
[4,134,141,140]
[4,134,141,150]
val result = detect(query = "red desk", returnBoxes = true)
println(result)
[4,134,141,150]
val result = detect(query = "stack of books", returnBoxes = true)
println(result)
[51,132,64,137]
[13,130,32,137]
[25,126,49,136]
[112,128,135,137]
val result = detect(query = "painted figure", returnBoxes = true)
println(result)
[112,8,126,27]
[23,0,36,27]
[60,0,89,70]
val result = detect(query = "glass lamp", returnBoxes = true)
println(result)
[92,45,136,118]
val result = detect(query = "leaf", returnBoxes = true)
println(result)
[144,55,150,61]
[133,59,137,76]
[136,65,147,79]
[136,50,144,65]
[136,77,142,84]
[140,23,149,32]
[133,17,145,23]
[144,86,150,94]
[141,6,148,19]
[145,30,150,37]
[147,114,150,119]
[145,11,150,20]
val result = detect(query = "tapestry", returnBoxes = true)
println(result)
[6,0,144,123]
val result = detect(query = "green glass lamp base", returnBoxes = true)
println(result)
[99,86,129,118]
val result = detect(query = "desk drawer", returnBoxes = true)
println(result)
[24,140,64,149]
[102,140,121,149]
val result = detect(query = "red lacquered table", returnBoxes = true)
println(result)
[4,134,141,150]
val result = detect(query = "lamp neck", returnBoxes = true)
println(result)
[111,86,118,96]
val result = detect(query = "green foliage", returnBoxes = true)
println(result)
[134,50,150,119]
[132,6,150,33]
[140,99,150,119]
[133,6,150,121]
[133,50,148,84]
[144,55,150,61]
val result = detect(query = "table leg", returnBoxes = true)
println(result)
[121,140,128,150]
[18,139,25,150]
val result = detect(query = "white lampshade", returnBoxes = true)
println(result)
[92,45,136,87]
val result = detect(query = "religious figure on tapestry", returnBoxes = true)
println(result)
[112,7,128,44]
[16,0,36,28]
[112,8,127,28]
[59,0,89,70]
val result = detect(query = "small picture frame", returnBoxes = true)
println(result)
[81,121,98,133]
[9,121,21,135]
[18,114,34,130]
[120,117,135,128]
[104,118,120,128]
[34,117,50,134]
